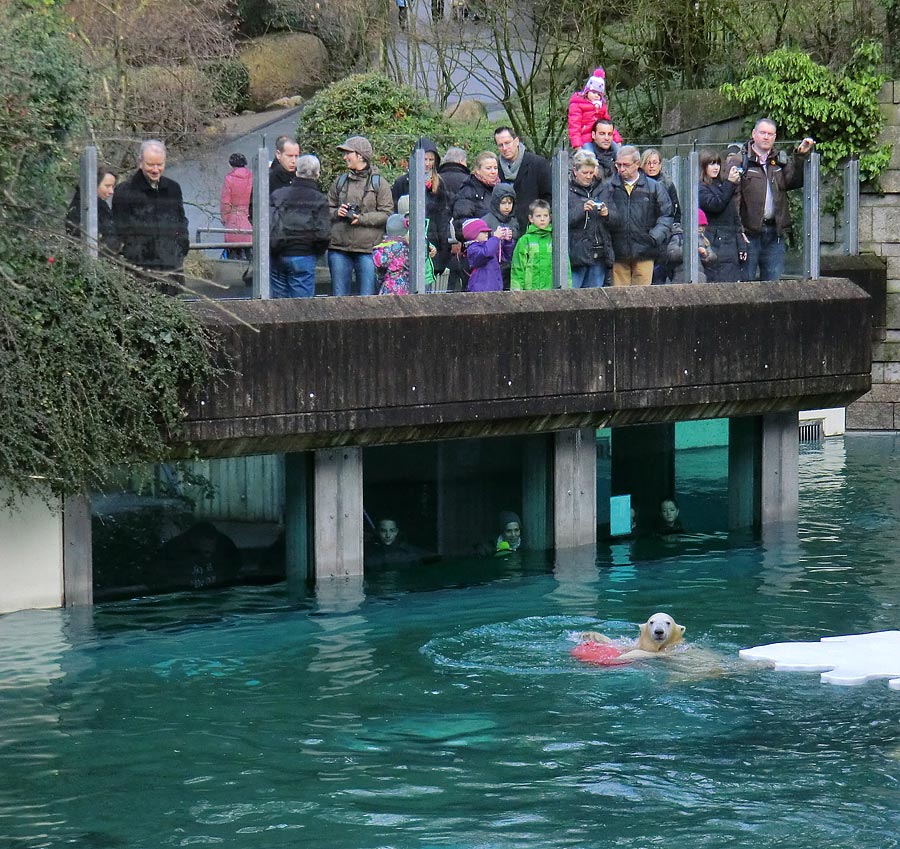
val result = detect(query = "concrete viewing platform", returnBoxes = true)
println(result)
[181,279,872,456]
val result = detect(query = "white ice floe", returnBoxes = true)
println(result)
[740,631,900,690]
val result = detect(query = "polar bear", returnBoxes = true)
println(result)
[580,612,686,661]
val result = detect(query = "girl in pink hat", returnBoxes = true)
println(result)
[567,67,620,152]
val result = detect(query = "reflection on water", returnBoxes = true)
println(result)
[1,434,900,848]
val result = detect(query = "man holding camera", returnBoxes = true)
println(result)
[327,135,394,296]
[726,118,815,282]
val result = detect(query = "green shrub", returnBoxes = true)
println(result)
[204,58,251,113]
[297,72,494,185]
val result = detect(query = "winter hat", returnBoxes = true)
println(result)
[386,214,408,238]
[698,209,708,227]
[583,67,606,96]
[498,510,521,531]
[462,218,491,241]
[397,194,410,215]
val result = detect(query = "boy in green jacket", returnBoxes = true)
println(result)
[510,200,569,290]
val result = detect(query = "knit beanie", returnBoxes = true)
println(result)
[583,68,606,96]
[386,213,408,238]
[462,218,491,241]
[698,209,708,227]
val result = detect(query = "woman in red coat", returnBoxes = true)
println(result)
[220,152,253,260]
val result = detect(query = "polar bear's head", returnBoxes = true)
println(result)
[637,612,686,652]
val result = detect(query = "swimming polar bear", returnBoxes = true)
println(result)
[581,612,686,661]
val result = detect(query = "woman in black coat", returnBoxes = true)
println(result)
[65,167,120,254]
[698,149,746,283]
[451,151,499,242]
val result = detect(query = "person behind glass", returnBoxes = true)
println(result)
[65,166,120,255]
[392,138,452,277]
[640,148,680,284]
[220,152,252,260]
[437,146,470,293]
[112,139,189,292]
[451,151,499,241]
[269,154,331,298]
[724,118,815,281]
[482,183,519,289]
[698,149,746,283]
[656,498,684,535]
[374,214,411,295]
[590,119,619,184]
[666,209,717,283]
[494,126,552,235]
[567,150,612,289]
[462,217,512,292]
[327,135,394,296]
[365,517,426,567]
[511,200,563,291]
[567,67,620,153]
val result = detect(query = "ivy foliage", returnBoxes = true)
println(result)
[0,1,215,506]
[296,72,495,185]
[721,41,892,183]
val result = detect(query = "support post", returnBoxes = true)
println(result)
[409,146,426,294]
[684,151,700,283]
[760,411,799,525]
[843,157,860,256]
[551,149,570,289]
[728,416,761,530]
[79,146,99,259]
[63,494,93,606]
[284,452,311,593]
[553,428,596,549]
[313,447,363,579]
[803,151,821,279]
[522,434,552,551]
[252,147,270,299]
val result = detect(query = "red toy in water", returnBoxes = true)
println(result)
[570,642,632,666]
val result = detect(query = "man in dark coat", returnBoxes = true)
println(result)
[112,139,189,289]
[438,146,473,292]
[601,145,673,286]
[269,154,331,298]
[494,126,552,233]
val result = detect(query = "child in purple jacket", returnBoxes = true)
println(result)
[462,217,513,292]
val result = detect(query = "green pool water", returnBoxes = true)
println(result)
[2,434,899,848]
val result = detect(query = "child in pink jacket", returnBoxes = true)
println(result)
[567,68,621,151]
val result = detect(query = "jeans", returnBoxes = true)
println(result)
[271,253,317,298]
[743,225,786,281]
[571,264,605,288]
[328,250,376,296]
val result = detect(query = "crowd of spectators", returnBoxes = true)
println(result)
[68,66,815,297]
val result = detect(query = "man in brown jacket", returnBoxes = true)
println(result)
[327,136,394,296]
[725,118,814,281]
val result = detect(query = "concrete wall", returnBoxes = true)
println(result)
[180,281,871,457]
[0,489,64,614]
[847,80,900,429]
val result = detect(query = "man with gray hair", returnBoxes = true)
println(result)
[602,144,673,286]
[269,154,331,298]
[112,139,189,289]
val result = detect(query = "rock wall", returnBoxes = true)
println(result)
[847,81,900,429]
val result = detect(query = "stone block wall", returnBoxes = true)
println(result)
[847,80,900,429]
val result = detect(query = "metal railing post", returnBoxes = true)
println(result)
[551,149,569,289]
[843,157,860,256]
[252,147,270,299]
[803,150,821,279]
[684,151,700,283]
[409,146,426,294]
[79,146,99,259]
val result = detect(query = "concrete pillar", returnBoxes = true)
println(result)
[728,416,761,530]
[728,412,799,529]
[63,494,93,607]
[313,447,363,579]
[553,428,597,549]
[284,452,311,592]
[761,411,799,525]
[522,434,552,550]
[610,423,675,526]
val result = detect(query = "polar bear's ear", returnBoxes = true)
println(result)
[677,624,686,636]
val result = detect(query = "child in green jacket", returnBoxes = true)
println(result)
[511,200,569,290]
